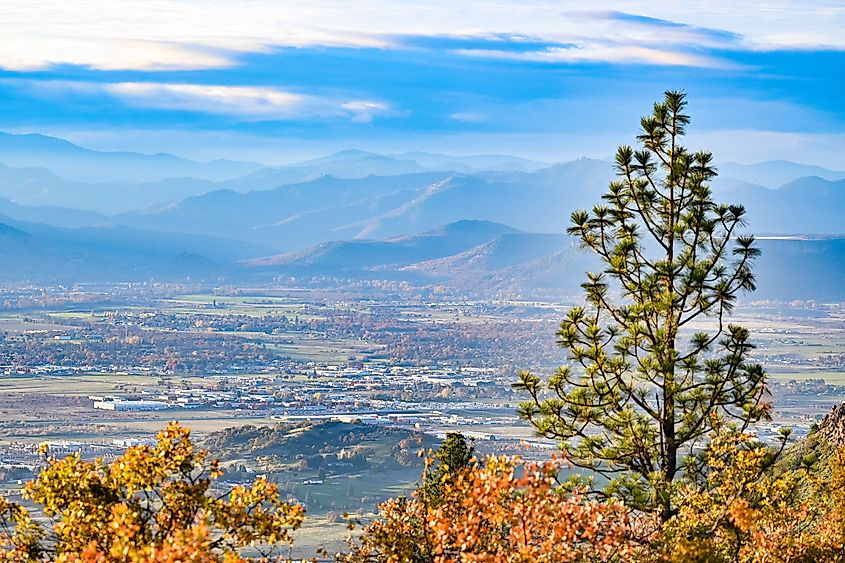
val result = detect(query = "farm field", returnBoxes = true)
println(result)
[2,287,845,553]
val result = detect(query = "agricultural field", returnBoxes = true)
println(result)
[2,285,845,552]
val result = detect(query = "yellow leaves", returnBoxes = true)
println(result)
[12,419,845,562]
[0,494,43,562]
[36,442,50,458]
[0,422,304,562]
[209,476,304,549]
[108,421,205,495]
[209,459,223,480]
[661,425,845,563]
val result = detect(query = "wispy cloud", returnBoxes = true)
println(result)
[596,11,742,47]
[106,83,314,119]
[454,45,738,69]
[341,101,395,123]
[2,1,843,72]
[1,2,841,170]
[0,38,239,72]
[445,10,748,69]
[11,79,395,122]
[449,112,485,123]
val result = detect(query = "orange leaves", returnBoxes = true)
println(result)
[0,495,43,562]
[344,455,645,563]
[346,439,845,563]
[726,498,754,532]
[13,420,845,562]
[58,524,237,563]
[429,456,638,563]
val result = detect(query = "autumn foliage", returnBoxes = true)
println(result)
[660,426,845,562]
[340,426,845,563]
[341,455,650,563]
[2,421,845,561]
[0,422,304,562]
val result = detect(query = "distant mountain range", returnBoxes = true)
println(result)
[248,220,518,271]
[716,160,845,187]
[115,163,845,249]
[0,133,550,214]
[1,209,845,301]
[0,214,267,282]
[115,159,615,249]
[247,221,845,301]
[1,130,845,300]
[723,176,845,234]
[0,132,262,184]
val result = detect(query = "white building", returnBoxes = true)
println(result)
[94,400,171,412]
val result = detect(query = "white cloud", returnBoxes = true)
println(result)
[105,83,313,119]
[1,1,843,71]
[449,112,485,123]
[10,79,393,122]
[2,38,236,72]
[454,45,739,70]
[341,101,393,123]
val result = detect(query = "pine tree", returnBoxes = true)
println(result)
[419,432,474,505]
[515,90,770,521]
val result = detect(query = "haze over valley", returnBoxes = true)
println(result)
[2,2,845,558]
[1,131,844,301]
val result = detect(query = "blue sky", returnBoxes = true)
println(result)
[1,1,844,166]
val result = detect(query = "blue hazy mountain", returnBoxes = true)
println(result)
[117,159,615,249]
[0,164,225,217]
[0,196,108,228]
[4,131,845,238]
[0,132,263,183]
[752,237,845,300]
[117,172,454,249]
[0,146,545,214]
[246,225,845,302]
[248,220,518,271]
[391,152,548,172]
[728,176,845,234]
[717,160,845,187]
[404,233,573,275]
[3,130,845,298]
[221,150,549,192]
[222,151,430,192]
[0,222,119,282]
[0,215,269,282]
[115,155,845,251]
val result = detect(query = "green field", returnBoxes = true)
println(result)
[163,294,322,319]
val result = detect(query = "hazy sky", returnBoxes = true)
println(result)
[2,1,843,166]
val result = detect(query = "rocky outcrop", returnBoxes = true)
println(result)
[819,404,845,448]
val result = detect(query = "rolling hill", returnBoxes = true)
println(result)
[0,215,270,282]
[245,223,845,302]
[732,177,845,234]
[249,220,518,271]
[717,160,845,187]
[405,233,572,277]
[117,155,845,251]
[117,172,453,249]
